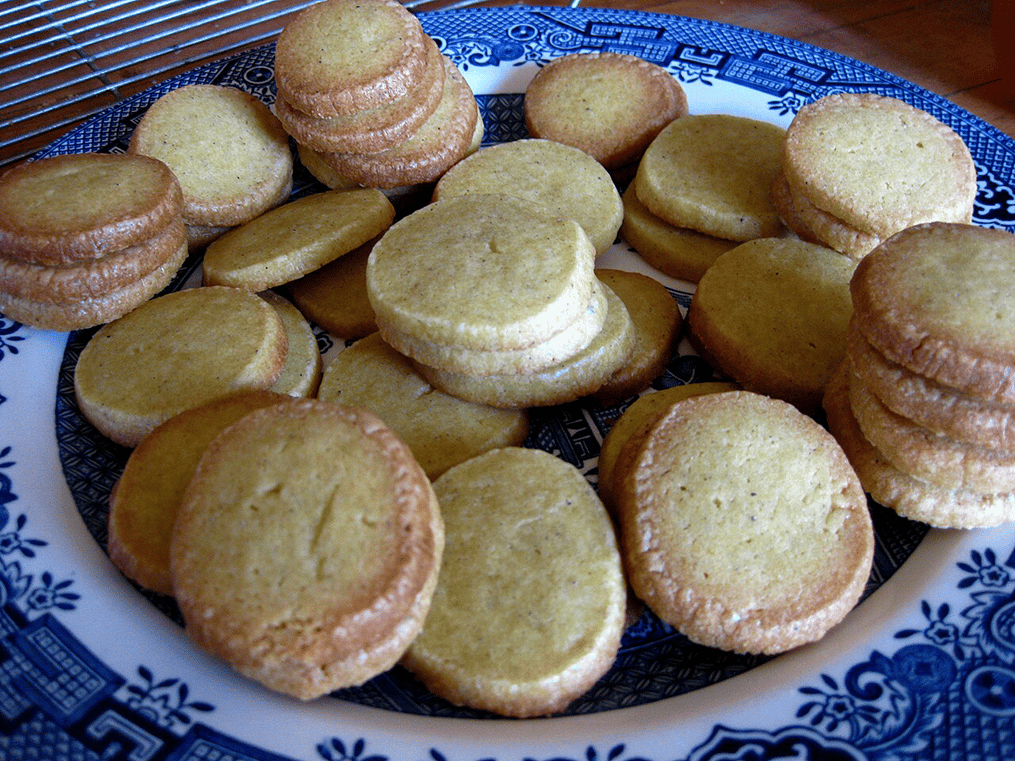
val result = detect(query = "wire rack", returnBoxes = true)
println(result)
[0,0,576,169]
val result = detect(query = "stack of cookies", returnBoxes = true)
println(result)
[774,93,977,260]
[824,222,1015,528]
[273,0,480,191]
[0,152,188,331]
[366,193,635,408]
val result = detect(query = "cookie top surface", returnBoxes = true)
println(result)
[688,237,856,414]
[634,114,785,241]
[618,390,874,654]
[273,0,429,117]
[850,222,1015,402]
[73,285,288,447]
[0,153,182,264]
[366,193,596,351]
[202,188,395,291]
[403,446,625,717]
[170,397,443,699]
[783,94,976,239]
[317,332,528,479]
[129,84,293,227]
[524,52,688,169]
[433,138,624,255]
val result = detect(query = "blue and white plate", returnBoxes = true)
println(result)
[3,5,1015,759]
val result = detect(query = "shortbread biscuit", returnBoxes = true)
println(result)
[285,238,377,339]
[618,184,737,283]
[402,447,625,717]
[378,279,608,376]
[170,398,444,699]
[850,223,1015,404]
[687,237,855,414]
[260,290,322,397]
[596,381,738,513]
[129,84,293,227]
[847,320,1015,450]
[275,36,445,154]
[524,52,687,170]
[316,57,479,189]
[417,282,635,408]
[317,332,528,478]
[0,152,182,265]
[618,390,874,654]
[74,286,288,447]
[273,0,430,118]
[592,268,682,403]
[771,173,880,259]
[108,390,288,595]
[824,362,1015,528]
[202,188,395,291]
[782,93,976,239]
[848,366,1015,494]
[366,194,596,352]
[433,138,623,255]
[0,235,188,331]
[635,114,786,242]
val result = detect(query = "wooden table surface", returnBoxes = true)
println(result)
[2,0,1013,170]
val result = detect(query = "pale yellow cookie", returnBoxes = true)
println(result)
[202,188,395,291]
[260,290,322,397]
[635,114,786,242]
[73,286,288,447]
[402,447,625,717]
[771,172,880,259]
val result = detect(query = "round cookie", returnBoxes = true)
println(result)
[687,237,855,414]
[260,290,322,397]
[417,282,635,408]
[634,114,786,242]
[285,238,378,339]
[108,390,289,595]
[73,285,288,447]
[617,390,874,654]
[771,173,880,259]
[433,138,624,255]
[782,93,976,240]
[366,194,596,352]
[618,184,737,283]
[273,0,430,118]
[0,152,183,265]
[202,188,395,291]
[129,84,293,228]
[523,52,687,170]
[850,223,1015,404]
[316,332,529,479]
[824,362,1015,528]
[402,447,625,718]
[170,398,444,699]
[592,268,682,404]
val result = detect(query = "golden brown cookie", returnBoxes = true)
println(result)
[285,238,378,339]
[771,172,880,259]
[618,390,874,654]
[260,290,322,397]
[402,447,625,717]
[170,397,444,699]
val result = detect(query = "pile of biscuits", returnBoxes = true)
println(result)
[824,222,1015,528]
[0,152,188,331]
[774,93,977,260]
[273,0,480,192]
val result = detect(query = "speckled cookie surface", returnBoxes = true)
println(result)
[402,447,625,718]
[617,390,874,654]
[634,114,785,242]
[433,138,623,255]
[523,52,687,169]
[129,84,293,227]
[850,223,1015,404]
[170,398,443,700]
[687,237,855,414]
[782,93,976,239]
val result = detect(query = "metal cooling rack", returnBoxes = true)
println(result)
[0,0,578,169]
